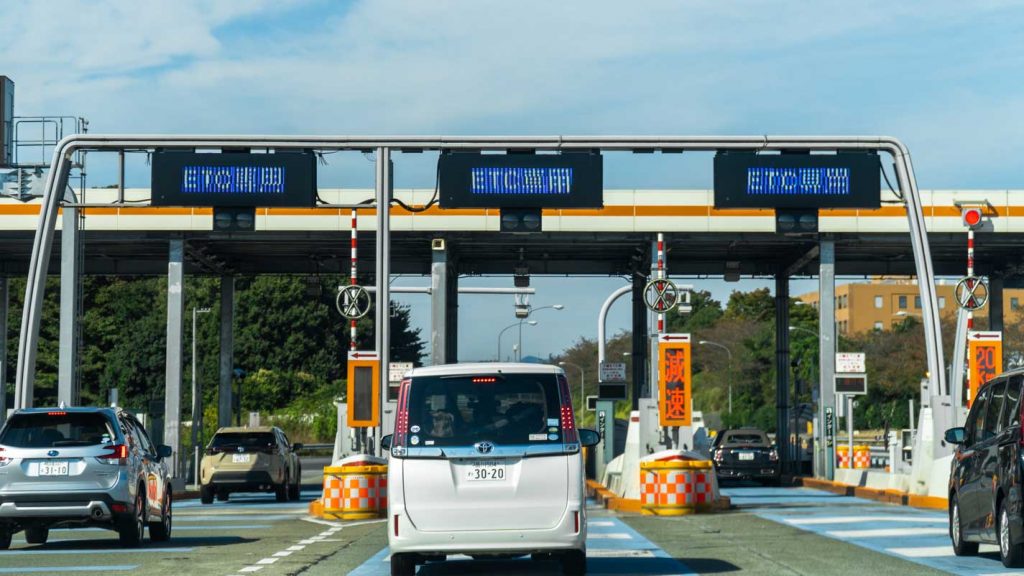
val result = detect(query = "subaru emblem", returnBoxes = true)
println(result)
[47,450,59,457]
[474,441,494,455]
[237,446,244,453]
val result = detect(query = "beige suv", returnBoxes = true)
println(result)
[199,427,302,504]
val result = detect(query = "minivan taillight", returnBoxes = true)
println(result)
[0,447,10,467]
[98,444,128,465]
[556,374,579,444]
[392,378,412,452]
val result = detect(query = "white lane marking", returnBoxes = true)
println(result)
[886,546,955,558]
[256,558,278,565]
[239,567,264,573]
[587,533,632,540]
[301,516,386,529]
[287,545,305,551]
[588,549,656,558]
[272,551,293,558]
[787,515,945,526]
[588,521,615,527]
[827,527,949,538]
[298,539,317,545]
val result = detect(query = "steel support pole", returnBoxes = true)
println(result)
[58,205,81,406]
[430,241,447,365]
[819,239,836,480]
[775,272,791,476]
[164,240,185,481]
[632,271,649,409]
[218,276,234,428]
[446,255,459,363]
[0,276,7,425]
[375,147,392,454]
[990,276,1004,332]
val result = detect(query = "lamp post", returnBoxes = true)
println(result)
[520,304,563,362]
[498,320,537,361]
[559,361,585,412]
[698,340,733,414]
[190,306,211,484]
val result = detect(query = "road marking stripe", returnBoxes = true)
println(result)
[587,533,632,540]
[588,549,656,558]
[827,528,949,538]
[0,547,195,556]
[886,546,955,558]
[298,539,317,544]
[174,525,273,530]
[272,551,293,557]
[256,558,278,565]
[287,545,305,551]
[238,567,264,573]
[787,516,945,526]
[0,567,138,573]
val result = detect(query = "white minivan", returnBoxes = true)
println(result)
[382,363,600,576]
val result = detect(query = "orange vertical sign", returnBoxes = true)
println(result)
[658,334,692,426]
[968,331,1002,407]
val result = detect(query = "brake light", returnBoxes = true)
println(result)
[392,378,412,451]
[769,448,779,462]
[557,374,579,444]
[574,510,580,534]
[47,411,67,417]
[713,449,724,462]
[472,377,498,384]
[206,447,223,455]
[394,514,400,537]
[0,447,9,467]
[98,444,128,465]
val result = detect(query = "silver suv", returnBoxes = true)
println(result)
[0,407,174,549]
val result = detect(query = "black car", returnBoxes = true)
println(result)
[710,428,780,484]
[945,370,1024,568]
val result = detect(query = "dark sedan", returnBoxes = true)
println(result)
[711,428,780,485]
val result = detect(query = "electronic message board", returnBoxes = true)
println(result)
[152,151,316,207]
[438,152,603,209]
[714,152,880,209]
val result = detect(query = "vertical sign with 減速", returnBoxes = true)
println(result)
[968,331,1002,407]
[658,333,692,427]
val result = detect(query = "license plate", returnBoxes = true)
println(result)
[232,454,251,463]
[738,452,755,461]
[465,460,506,481]
[39,460,70,476]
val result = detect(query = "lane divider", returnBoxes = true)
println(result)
[799,477,947,511]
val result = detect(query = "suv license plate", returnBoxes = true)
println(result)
[738,452,755,461]
[465,461,506,481]
[39,460,70,476]
[232,454,251,463]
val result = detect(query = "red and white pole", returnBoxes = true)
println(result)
[657,233,665,334]
[965,227,974,401]
[350,208,358,351]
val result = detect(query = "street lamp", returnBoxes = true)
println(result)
[559,361,585,413]
[698,340,733,414]
[497,320,537,361]
[519,304,564,361]
[190,306,211,484]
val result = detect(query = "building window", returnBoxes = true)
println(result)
[1013,297,1020,311]
[915,296,922,309]
[939,297,946,309]
[874,296,883,309]
[898,295,907,309]
[874,321,884,331]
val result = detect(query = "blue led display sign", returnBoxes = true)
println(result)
[714,152,880,209]
[439,152,602,208]
[152,151,315,207]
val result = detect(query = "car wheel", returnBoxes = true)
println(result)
[276,474,289,502]
[288,467,301,500]
[1000,500,1024,567]
[0,529,10,550]
[561,548,587,575]
[200,484,214,505]
[24,527,48,545]
[950,493,978,556]
[117,490,146,547]
[390,552,416,576]
[149,490,172,542]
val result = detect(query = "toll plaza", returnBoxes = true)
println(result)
[3,133,1024,574]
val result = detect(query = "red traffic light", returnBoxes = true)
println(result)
[961,207,983,229]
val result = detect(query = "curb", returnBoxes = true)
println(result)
[798,477,947,511]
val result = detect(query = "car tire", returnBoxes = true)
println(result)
[1000,500,1024,568]
[288,466,301,500]
[117,490,146,547]
[276,474,289,502]
[390,552,416,576]
[200,484,214,505]
[0,529,10,550]
[561,548,587,575]
[24,527,48,545]
[950,493,978,556]
[149,491,172,542]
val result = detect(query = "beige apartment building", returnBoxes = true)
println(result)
[798,279,1024,334]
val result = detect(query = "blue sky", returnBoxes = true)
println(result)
[2,0,1023,360]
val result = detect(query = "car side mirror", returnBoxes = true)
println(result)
[380,434,393,451]
[157,445,173,459]
[292,443,303,452]
[578,429,600,448]
[944,427,966,445]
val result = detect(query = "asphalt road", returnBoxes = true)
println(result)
[2,462,1011,576]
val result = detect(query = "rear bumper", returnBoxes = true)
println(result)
[0,491,125,524]
[388,505,585,555]
[208,470,279,489]
[714,465,779,480]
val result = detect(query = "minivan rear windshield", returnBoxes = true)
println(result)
[405,373,562,447]
[0,412,116,448]
[210,432,275,450]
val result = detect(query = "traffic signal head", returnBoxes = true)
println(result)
[961,207,983,229]
[500,207,542,233]
[213,206,256,231]
[775,209,818,235]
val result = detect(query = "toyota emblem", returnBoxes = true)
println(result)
[474,441,494,455]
